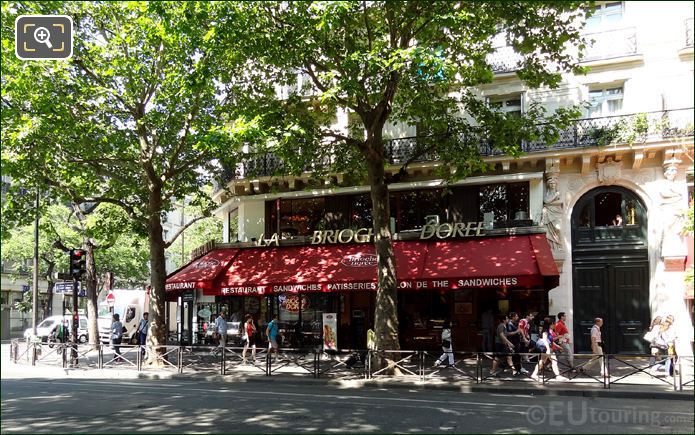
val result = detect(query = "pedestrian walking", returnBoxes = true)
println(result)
[554,312,573,371]
[266,314,280,362]
[212,312,228,355]
[136,312,148,343]
[242,314,257,364]
[518,312,534,363]
[490,315,517,376]
[582,317,604,376]
[433,320,455,368]
[110,313,123,362]
[506,312,528,375]
[530,326,568,382]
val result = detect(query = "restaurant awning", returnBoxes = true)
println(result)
[181,234,559,296]
[165,248,239,292]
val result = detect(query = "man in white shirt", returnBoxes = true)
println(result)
[212,312,228,355]
[583,317,605,376]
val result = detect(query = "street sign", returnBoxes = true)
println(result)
[106,292,115,307]
[54,281,86,297]
[56,272,73,281]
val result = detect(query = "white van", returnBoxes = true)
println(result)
[24,315,89,344]
[97,289,150,344]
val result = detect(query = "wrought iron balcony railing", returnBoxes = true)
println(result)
[582,27,638,62]
[221,108,693,183]
[487,45,523,74]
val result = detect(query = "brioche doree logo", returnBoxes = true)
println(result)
[341,253,378,267]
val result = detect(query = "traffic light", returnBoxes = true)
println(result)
[69,249,87,278]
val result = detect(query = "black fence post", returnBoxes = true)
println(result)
[178,347,183,374]
[604,355,610,389]
[31,343,36,366]
[266,352,271,376]
[98,344,103,369]
[221,347,226,376]
[62,344,67,368]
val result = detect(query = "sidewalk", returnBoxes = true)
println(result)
[3,357,692,401]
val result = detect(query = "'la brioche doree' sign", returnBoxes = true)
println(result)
[256,221,485,247]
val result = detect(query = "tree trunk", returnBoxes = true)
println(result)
[146,187,167,358]
[85,241,99,349]
[45,262,55,317]
[365,143,400,351]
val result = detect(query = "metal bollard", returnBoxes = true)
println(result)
[31,343,37,366]
[604,355,610,389]
[178,347,183,374]
[136,346,142,371]
[266,352,271,376]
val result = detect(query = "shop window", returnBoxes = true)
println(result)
[279,197,326,237]
[478,182,529,223]
[390,189,447,232]
[350,194,373,229]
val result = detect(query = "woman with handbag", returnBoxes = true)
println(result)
[242,314,257,364]
[433,320,454,368]
[650,315,676,376]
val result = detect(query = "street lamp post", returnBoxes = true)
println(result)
[32,189,39,336]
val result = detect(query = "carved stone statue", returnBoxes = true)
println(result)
[541,171,563,251]
[660,159,684,257]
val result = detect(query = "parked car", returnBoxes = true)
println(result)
[23,315,89,344]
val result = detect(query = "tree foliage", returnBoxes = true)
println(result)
[225,1,591,349]
[2,1,244,350]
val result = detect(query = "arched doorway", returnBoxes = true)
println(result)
[571,186,649,354]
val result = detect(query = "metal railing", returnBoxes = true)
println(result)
[9,340,694,391]
[686,18,694,47]
[487,45,523,73]
[221,108,694,183]
[582,27,638,61]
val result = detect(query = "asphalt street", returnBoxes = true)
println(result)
[1,375,693,434]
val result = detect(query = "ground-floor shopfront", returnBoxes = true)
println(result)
[166,233,559,351]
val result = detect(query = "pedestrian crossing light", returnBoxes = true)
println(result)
[69,249,87,278]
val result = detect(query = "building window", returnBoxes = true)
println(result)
[585,2,624,30]
[228,209,239,243]
[588,86,623,117]
[279,197,326,237]
[478,182,529,224]
[489,95,523,117]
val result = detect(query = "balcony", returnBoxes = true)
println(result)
[487,45,523,74]
[221,108,693,183]
[687,18,694,47]
[581,27,638,62]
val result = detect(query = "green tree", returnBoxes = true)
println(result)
[2,2,242,353]
[224,1,590,350]
[1,202,149,344]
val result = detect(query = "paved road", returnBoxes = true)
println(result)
[1,376,692,434]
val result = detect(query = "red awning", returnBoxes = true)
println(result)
[165,248,239,292]
[420,234,559,290]
[206,234,558,295]
[214,242,428,295]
